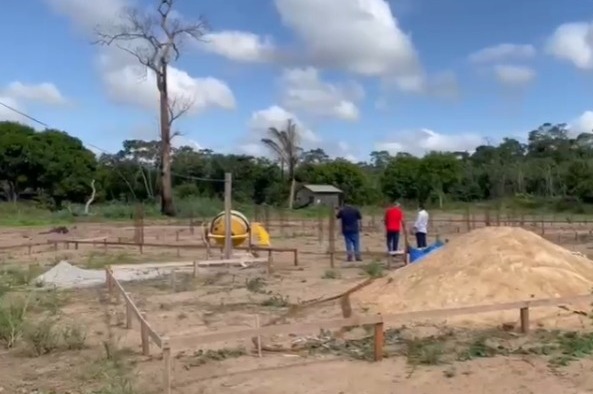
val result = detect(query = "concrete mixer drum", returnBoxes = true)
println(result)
[204,210,271,248]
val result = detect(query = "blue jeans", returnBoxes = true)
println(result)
[386,231,400,252]
[343,232,361,260]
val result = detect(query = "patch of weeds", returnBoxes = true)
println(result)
[23,319,87,356]
[85,252,135,269]
[24,318,61,356]
[245,277,267,293]
[62,324,87,350]
[0,294,31,348]
[261,294,290,307]
[322,269,341,279]
[30,289,71,314]
[548,331,593,367]
[457,336,507,361]
[185,347,247,367]
[362,260,384,278]
[404,337,445,365]
[0,265,43,288]
[86,340,137,394]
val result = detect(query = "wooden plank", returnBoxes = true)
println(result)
[168,293,593,351]
[74,236,108,242]
[196,257,268,267]
[53,239,297,253]
[169,314,382,350]
[107,270,163,348]
[381,294,593,325]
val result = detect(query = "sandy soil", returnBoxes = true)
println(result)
[1,215,593,393]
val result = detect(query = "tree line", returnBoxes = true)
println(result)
[1,120,593,213]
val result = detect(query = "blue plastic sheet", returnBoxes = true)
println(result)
[409,240,445,263]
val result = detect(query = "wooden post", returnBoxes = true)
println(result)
[255,315,262,358]
[266,250,273,274]
[192,260,198,278]
[520,307,530,333]
[162,338,172,394]
[223,172,233,259]
[328,206,336,268]
[293,249,298,266]
[373,316,384,361]
[170,270,177,293]
[141,313,150,355]
[125,295,133,329]
[105,268,113,300]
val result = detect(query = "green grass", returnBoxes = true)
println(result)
[2,197,593,228]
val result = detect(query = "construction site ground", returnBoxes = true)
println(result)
[1,215,593,393]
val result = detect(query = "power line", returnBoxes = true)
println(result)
[0,101,50,128]
[1,100,225,183]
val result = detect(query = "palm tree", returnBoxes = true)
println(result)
[261,119,302,208]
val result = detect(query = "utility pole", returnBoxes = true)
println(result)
[223,172,233,259]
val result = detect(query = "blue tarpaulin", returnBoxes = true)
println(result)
[409,240,445,263]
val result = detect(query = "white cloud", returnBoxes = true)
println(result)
[248,105,319,143]
[546,21,593,69]
[3,82,67,105]
[101,60,235,114]
[571,111,593,134]
[200,31,276,63]
[0,97,26,123]
[279,67,363,121]
[45,0,236,116]
[376,128,485,156]
[274,0,423,85]
[0,82,68,124]
[172,135,204,151]
[493,65,536,86]
[469,43,536,64]
[241,104,321,157]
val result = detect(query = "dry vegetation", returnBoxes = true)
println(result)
[2,214,593,393]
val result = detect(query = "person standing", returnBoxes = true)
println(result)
[336,204,362,262]
[384,201,404,254]
[413,205,429,248]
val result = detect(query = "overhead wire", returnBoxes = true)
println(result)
[0,101,225,183]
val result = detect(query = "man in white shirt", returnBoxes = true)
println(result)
[413,205,429,248]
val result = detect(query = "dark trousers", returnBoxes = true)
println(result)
[386,231,400,252]
[416,232,427,248]
[343,231,361,260]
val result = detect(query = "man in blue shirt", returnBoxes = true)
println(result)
[336,204,362,262]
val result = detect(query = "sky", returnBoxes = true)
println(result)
[0,0,593,162]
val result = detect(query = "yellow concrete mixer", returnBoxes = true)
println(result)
[203,210,271,248]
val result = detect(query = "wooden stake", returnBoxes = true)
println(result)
[255,315,262,358]
[141,313,150,355]
[223,172,233,259]
[520,307,530,333]
[373,317,384,362]
[162,338,172,394]
[125,294,133,329]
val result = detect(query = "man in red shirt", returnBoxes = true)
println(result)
[384,201,404,253]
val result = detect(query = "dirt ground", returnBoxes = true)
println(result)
[1,215,593,393]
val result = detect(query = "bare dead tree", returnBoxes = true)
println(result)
[94,0,208,216]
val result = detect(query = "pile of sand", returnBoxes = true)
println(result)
[351,227,593,325]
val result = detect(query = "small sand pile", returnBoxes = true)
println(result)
[352,227,593,325]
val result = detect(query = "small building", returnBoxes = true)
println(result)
[294,184,343,208]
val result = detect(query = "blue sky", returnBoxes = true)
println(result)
[0,0,592,161]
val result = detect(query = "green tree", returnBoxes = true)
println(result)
[261,119,302,209]
[34,130,97,209]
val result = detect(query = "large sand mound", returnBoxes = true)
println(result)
[352,227,593,324]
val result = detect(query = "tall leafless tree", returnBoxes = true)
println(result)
[94,0,207,216]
